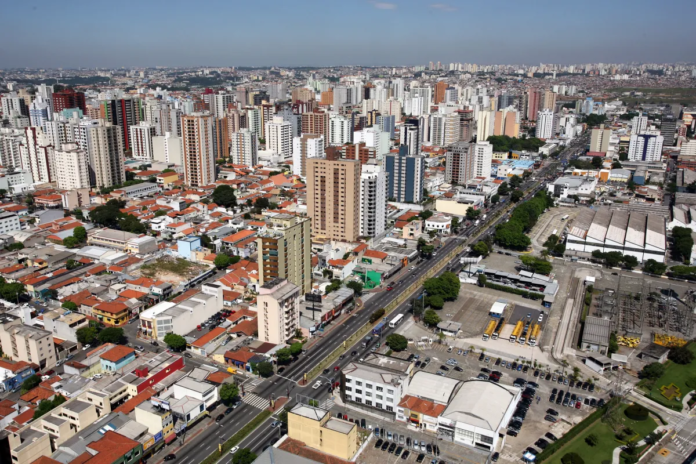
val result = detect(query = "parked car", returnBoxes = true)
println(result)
[215,414,224,422]
[164,455,176,461]
[545,432,558,441]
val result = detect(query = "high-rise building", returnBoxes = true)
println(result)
[230,129,259,167]
[256,215,311,294]
[376,115,396,139]
[52,89,86,113]
[445,141,476,184]
[301,110,330,146]
[265,116,292,159]
[152,132,183,165]
[476,110,494,142]
[100,97,142,152]
[20,127,55,184]
[129,122,157,160]
[661,113,677,146]
[359,163,388,237]
[385,145,425,202]
[247,108,262,139]
[213,117,229,160]
[680,140,696,158]
[341,142,377,165]
[212,93,234,118]
[307,157,360,242]
[353,127,390,157]
[236,87,249,106]
[536,109,556,139]
[493,108,520,138]
[84,121,126,189]
[292,134,324,176]
[444,87,458,105]
[434,81,448,104]
[268,82,287,100]
[55,143,90,190]
[380,98,402,119]
[457,110,474,142]
[399,119,420,155]
[542,90,557,110]
[473,141,493,179]
[0,128,24,170]
[260,103,275,140]
[329,115,352,146]
[590,124,612,153]
[182,112,216,187]
[631,113,648,135]
[0,93,28,119]
[525,89,541,121]
[430,113,459,147]
[29,99,51,127]
[628,131,664,162]
[291,88,315,103]
[257,278,301,345]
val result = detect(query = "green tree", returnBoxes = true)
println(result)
[609,332,619,355]
[20,375,42,394]
[73,226,87,242]
[466,208,482,220]
[419,210,433,220]
[511,189,524,203]
[520,255,553,275]
[622,255,639,270]
[420,244,435,257]
[643,259,667,275]
[668,346,694,365]
[289,342,303,357]
[62,236,80,248]
[471,241,489,257]
[212,185,238,208]
[423,272,460,301]
[491,194,500,204]
[509,175,522,188]
[253,361,274,378]
[214,254,232,269]
[76,327,98,345]
[385,334,408,352]
[62,301,78,311]
[346,281,363,296]
[98,327,124,344]
[585,433,598,446]
[220,383,240,404]
[612,161,623,169]
[33,395,67,419]
[553,243,566,256]
[66,259,81,270]
[0,282,25,302]
[369,308,386,323]
[672,227,694,263]
[498,183,510,196]
[640,362,666,380]
[254,197,270,210]
[605,251,624,268]
[428,295,444,309]
[423,309,441,327]
[451,217,460,231]
[155,210,167,217]
[478,274,487,287]
[6,242,24,251]
[324,279,342,294]
[591,156,604,168]
[276,347,292,364]
[90,203,122,228]
[163,333,187,351]
[119,214,147,234]
[232,448,258,464]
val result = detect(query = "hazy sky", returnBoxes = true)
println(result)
[2,0,695,68]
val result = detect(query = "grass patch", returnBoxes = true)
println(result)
[643,343,696,409]
[200,409,272,464]
[544,405,657,464]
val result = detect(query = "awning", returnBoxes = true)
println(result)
[164,433,177,444]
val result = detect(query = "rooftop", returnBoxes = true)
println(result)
[441,380,518,431]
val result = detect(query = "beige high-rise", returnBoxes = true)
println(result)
[182,112,216,187]
[542,90,557,110]
[0,315,56,370]
[257,278,301,345]
[257,214,311,294]
[85,120,126,189]
[55,143,90,190]
[307,157,360,242]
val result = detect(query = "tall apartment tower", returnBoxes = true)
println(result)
[55,143,90,190]
[256,215,311,294]
[399,120,420,155]
[632,113,648,134]
[525,89,541,121]
[661,113,677,146]
[359,163,388,238]
[212,93,234,118]
[628,131,664,162]
[476,110,494,142]
[542,90,557,110]
[329,115,352,146]
[473,141,493,179]
[445,141,476,185]
[129,122,157,160]
[230,129,258,167]
[100,97,142,152]
[536,109,556,139]
[457,110,474,142]
[384,145,425,203]
[257,278,301,345]
[213,117,229,160]
[434,81,448,104]
[153,132,183,165]
[307,157,361,242]
[292,134,324,176]
[84,121,126,189]
[590,124,612,153]
[301,110,330,147]
[430,113,460,147]
[52,89,86,113]
[20,127,55,184]
[265,116,292,160]
[182,112,216,187]
[493,108,520,137]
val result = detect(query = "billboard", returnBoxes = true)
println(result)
[305,293,322,303]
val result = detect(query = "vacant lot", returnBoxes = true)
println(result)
[135,256,208,284]
[640,343,696,409]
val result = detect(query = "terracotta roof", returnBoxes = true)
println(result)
[226,308,257,324]
[352,243,367,253]
[20,387,57,404]
[31,457,62,464]
[230,318,257,336]
[100,346,135,363]
[119,289,147,300]
[79,430,140,464]
[49,277,81,290]
[191,327,226,348]
[205,371,231,384]
[94,301,129,314]
[363,249,388,260]
[221,229,256,243]
[0,264,25,274]
[328,259,351,267]
[172,289,200,303]
[222,290,242,301]
[12,406,35,425]
[224,346,257,363]
[0,359,32,373]
[398,395,447,417]
[112,387,157,414]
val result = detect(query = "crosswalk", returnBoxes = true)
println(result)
[245,378,263,392]
[319,398,335,410]
[241,393,270,409]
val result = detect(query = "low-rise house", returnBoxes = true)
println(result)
[0,360,35,393]
[100,346,137,372]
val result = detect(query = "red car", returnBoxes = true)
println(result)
[386,286,393,291]
[45,370,55,376]
[334,366,340,372]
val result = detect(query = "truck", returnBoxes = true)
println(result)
[510,320,524,343]
[529,324,541,347]
[492,317,505,340]
[519,320,532,345]
[482,320,496,341]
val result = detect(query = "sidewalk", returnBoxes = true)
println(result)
[303,296,363,350]
[611,425,670,464]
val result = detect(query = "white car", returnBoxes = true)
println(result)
[538,313,544,323]
[82,344,91,351]
[92,374,102,380]
[312,381,322,389]
[229,446,239,455]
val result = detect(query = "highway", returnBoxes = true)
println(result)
[162,159,561,464]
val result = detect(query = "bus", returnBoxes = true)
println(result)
[482,320,496,341]
[373,322,385,336]
[492,318,505,340]
[561,214,569,221]
[552,229,558,236]
[529,324,541,347]
[389,314,404,328]
[510,320,524,343]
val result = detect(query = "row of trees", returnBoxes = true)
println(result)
[62,226,87,248]
[672,227,694,263]
[75,323,125,346]
[486,135,545,153]
[423,272,461,310]
[90,199,146,234]
[543,234,566,257]
[519,255,553,275]
[0,277,25,303]
[494,191,554,250]
[590,250,639,270]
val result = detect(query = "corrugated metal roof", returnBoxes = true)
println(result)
[646,215,666,250]
[606,210,629,244]
[582,316,611,345]
[586,208,611,242]
[625,213,646,246]
[569,208,596,239]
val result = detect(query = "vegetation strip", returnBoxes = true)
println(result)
[199,409,273,464]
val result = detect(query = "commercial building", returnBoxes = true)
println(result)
[437,380,520,451]
[292,133,324,176]
[661,113,677,146]
[385,145,425,203]
[590,125,612,153]
[0,314,56,370]
[113,182,161,199]
[256,214,312,294]
[288,404,359,460]
[230,128,258,167]
[581,316,611,354]
[0,211,21,234]
[92,301,131,326]
[547,176,598,200]
[87,228,141,251]
[628,130,664,162]
[341,353,413,414]
[359,163,388,238]
[129,122,157,160]
[182,112,216,187]
[138,289,223,341]
[307,157,360,242]
[445,141,476,185]
[257,278,301,344]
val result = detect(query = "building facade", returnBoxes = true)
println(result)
[257,278,301,345]
[359,163,388,238]
[385,145,425,203]
[182,112,216,187]
[230,128,258,167]
[256,215,312,294]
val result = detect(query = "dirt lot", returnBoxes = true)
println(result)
[132,256,209,285]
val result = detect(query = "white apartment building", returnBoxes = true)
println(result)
[359,163,388,237]
[681,140,696,158]
[84,121,126,189]
[265,116,292,159]
[536,109,555,139]
[628,131,664,162]
[329,115,352,146]
[20,127,55,184]
[0,128,24,169]
[152,132,183,165]
[212,93,234,118]
[342,354,412,414]
[473,141,493,179]
[0,314,56,370]
[257,278,300,345]
[129,122,157,160]
[430,113,459,147]
[632,113,648,134]
[353,127,390,157]
[55,143,90,190]
[476,110,493,142]
[230,128,259,167]
[247,108,262,138]
[0,212,21,234]
[292,134,324,177]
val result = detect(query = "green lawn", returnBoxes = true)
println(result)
[643,343,696,409]
[546,405,657,464]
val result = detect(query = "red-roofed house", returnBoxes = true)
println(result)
[100,346,137,372]
[190,327,227,356]
[221,230,257,257]
[397,395,447,431]
[327,259,356,280]
[92,301,130,326]
[362,249,388,264]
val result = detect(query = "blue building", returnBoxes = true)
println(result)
[100,346,137,372]
[0,359,36,393]
[177,236,202,261]
[376,115,396,139]
[385,145,425,203]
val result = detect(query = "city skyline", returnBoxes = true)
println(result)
[2,0,695,69]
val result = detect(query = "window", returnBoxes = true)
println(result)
[387,397,394,404]
[376,403,382,409]
[355,389,362,395]
[355,381,362,386]
[365,383,372,389]
[365,400,372,406]
[345,386,352,392]
[355,397,362,403]
[345,395,352,401]
[345,378,351,383]
[376,394,383,400]
[365,392,372,397]
[386,406,393,412]
[387,389,394,394]
[376,386,383,392]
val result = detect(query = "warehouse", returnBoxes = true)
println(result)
[566,207,666,263]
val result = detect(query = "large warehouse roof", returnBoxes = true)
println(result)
[646,215,666,250]
[570,208,596,239]
[408,371,461,404]
[440,380,517,431]
[587,208,611,242]
[625,213,646,247]
[606,210,628,245]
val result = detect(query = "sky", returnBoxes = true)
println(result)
[1,0,695,69]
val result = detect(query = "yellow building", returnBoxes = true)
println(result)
[135,402,175,439]
[156,172,179,187]
[92,301,130,326]
[288,404,359,460]
[492,152,509,160]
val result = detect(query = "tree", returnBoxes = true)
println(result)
[609,332,619,355]
[423,272,460,301]
[276,347,292,364]
[622,255,639,270]
[643,259,667,275]
[0,189,6,197]
[561,452,584,464]
[73,226,87,242]
[212,185,238,208]
[163,333,187,351]
[668,346,694,365]
[451,217,460,231]
[253,361,274,378]
[0,282,25,302]
[591,156,604,168]
[66,259,80,270]
[640,362,666,380]
[214,254,232,269]
[346,281,363,296]
[220,383,240,404]
[466,208,481,220]
[76,327,98,345]
[420,244,435,257]
[155,210,167,217]
[672,227,694,263]
[604,251,623,268]
[289,342,303,357]
[419,210,433,220]
[386,334,408,352]
[324,279,342,294]
[33,395,67,419]
[498,182,510,196]
[478,274,487,287]
[491,194,500,204]
[553,243,566,256]
[509,175,523,188]
[119,214,147,234]
[520,255,553,275]
[511,190,524,203]
[6,242,24,251]
[423,309,441,327]
[232,449,257,464]
[254,197,270,210]
[62,236,80,248]
[90,203,122,228]
[369,308,386,323]
[98,327,124,344]
[62,301,78,311]
[428,295,444,309]
[471,241,489,257]
[585,433,598,447]
[21,375,42,394]
[612,161,623,169]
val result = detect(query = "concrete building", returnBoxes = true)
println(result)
[257,278,301,345]
[42,311,89,344]
[359,163,388,238]
[632,113,648,134]
[581,316,611,354]
[341,353,413,414]
[307,157,361,242]
[55,143,91,190]
[0,212,23,234]
[385,145,425,203]
[266,116,292,159]
[0,314,56,369]
[661,113,677,146]
[474,141,493,179]
[288,404,359,460]
[99,97,142,152]
[629,131,664,162]
[680,140,696,158]
[536,109,556,139]
[152,132,183,165]
[590,125,612,153]
[547,176,598,200]
[430,112,460,147]
[256,214,312,294]
[476,110,493,142]
[292,133,324,177]
[182,112,216,187]
[138,290,223,341]
[129,122,157,160]
[212,93,234,118]
[230,128,258,167]
[329,115,352,146]
[20,126,55,184]
[445,141,476,185]
[493,107,520,138]
[399,120,420,155]
[84,120,126,189]
[301,111,330,147]
[353,127,390,157]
